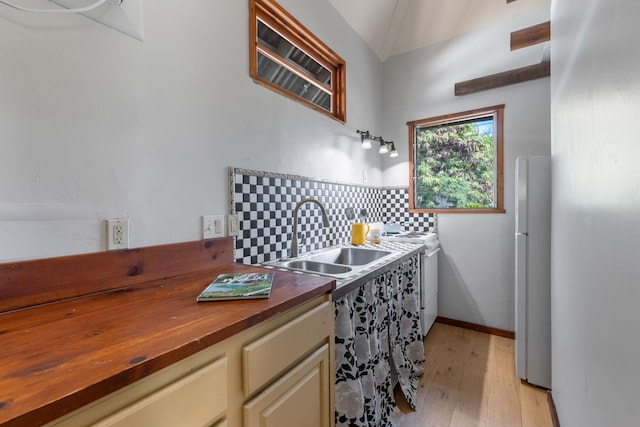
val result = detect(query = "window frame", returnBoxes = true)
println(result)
[408,105,505,214]
[249,0,347,123]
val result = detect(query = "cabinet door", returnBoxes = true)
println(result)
[92,357,227,427]
[242,301,332,397]
[243,344,330,427]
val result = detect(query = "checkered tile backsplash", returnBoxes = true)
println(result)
[229,167,436,264]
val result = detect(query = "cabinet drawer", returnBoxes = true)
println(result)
[243,301,332,396]
[243,344,330,427]
[93,356,227,427]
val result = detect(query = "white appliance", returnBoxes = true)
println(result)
[384,231,439,336]
[515,156,551,389]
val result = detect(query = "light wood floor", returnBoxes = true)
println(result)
[395,322,553,427]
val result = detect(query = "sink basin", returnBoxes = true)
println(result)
[265,246,398,279]
[281,260,353,275]
[307,247,392,266]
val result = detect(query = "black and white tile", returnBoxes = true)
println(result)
[382,187,437,231]
[230,167,436,264]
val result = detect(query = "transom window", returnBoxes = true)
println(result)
[250,0,346,123]
[408,105,505,213]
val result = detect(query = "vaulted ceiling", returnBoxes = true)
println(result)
[328,0,551,62]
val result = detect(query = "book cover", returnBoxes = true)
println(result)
[196,272,274,302]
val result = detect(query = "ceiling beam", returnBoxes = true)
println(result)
[511,21,551,51]
[454,62,550,96]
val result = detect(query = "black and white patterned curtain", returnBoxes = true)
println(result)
[334,255,425,426]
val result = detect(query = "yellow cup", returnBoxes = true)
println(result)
[351,223,370,245]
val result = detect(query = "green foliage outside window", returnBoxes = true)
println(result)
[415,119,496,209]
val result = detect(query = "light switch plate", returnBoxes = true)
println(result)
[227,214,239,236]
[203,215,225,239]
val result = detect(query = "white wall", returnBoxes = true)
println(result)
[551,0,640,425]
[0,0,382,261]
[380,7,551,331]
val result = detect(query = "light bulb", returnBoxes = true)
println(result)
[358,130,372,149]
[389,142,398,157]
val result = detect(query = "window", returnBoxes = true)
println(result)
[249,0,346,123]
[408,105,505,213]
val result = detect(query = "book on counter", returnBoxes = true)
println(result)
[196,272,274,302]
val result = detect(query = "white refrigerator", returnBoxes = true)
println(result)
[515,156,551,389]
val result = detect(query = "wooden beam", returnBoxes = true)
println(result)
[511,21,551,51]
[454,61,550,96]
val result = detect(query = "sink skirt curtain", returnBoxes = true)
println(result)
[334,255,425,427]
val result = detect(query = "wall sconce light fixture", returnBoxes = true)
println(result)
[357,130,398,157]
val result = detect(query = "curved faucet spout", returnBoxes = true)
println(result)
[290,198,330,259]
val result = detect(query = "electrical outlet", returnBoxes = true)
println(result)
[113,224,125,244]
[227,214,240,236]
[203,215,225,239]
[107,219,130,250]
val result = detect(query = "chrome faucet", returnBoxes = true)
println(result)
[290,198,330,258]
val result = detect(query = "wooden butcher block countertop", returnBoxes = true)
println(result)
[0,237,334,426]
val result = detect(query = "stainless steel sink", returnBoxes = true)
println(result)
[281,260,353,275]
[306,247,392,266]
[264,246,398,279]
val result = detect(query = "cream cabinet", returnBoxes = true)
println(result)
[92,357,228,427]
[244,344,330,427]
[242,301,334,427]
[45,295,333,427]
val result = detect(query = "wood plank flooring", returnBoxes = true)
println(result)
[395,322,553,427]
